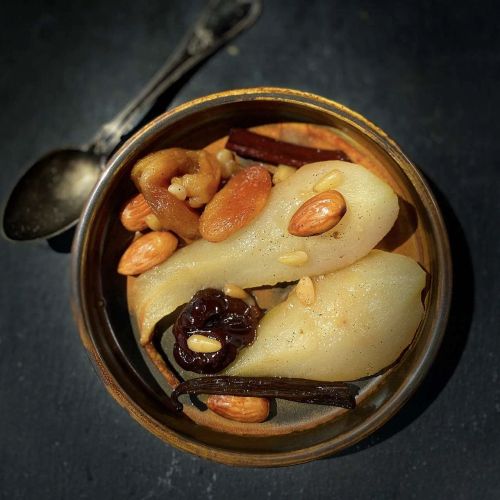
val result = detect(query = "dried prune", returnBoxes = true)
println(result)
[173,288,262,374]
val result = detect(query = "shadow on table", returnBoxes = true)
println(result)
[335,179,474,458]
[47,225,76,253]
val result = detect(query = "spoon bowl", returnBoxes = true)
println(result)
[2,149,102,241]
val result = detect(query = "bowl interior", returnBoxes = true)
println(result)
[74,90,450,466]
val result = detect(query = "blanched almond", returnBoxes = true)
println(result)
[199,166,272,242]
[207,395,270,423]
[288,190,346,237]
[120,194,152,231]
[117,231,177,275]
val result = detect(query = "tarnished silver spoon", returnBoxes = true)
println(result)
[2,0,260,241]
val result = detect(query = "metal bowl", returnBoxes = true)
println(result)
[71,87,451,466]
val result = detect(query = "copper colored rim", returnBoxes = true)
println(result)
[71,87,452,467]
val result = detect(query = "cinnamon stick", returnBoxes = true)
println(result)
[226,128,351,167]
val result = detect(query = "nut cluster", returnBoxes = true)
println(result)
[117,147,347,279]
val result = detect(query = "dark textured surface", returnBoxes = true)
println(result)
[1,0,499,498]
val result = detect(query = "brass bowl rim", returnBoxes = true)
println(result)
[71,87,452,467]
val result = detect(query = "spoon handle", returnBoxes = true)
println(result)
[89,0,261,157]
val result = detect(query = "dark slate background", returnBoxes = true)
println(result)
[1,0,499,498]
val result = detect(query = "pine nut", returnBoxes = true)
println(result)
[313,170,343,192]
[221,161,238,178]
[295,276,315,306]
[278,250,309,266]
[168,183,187,200]
[187,334,222,353]
[216,149,238,178]
[224,283,249,300]
[216,148,234,164]
[145,214,163,231]
[273,165,297,184]
[188,198,204,208]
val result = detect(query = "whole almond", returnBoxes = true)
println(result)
[200,166,272,242]
[207,395,270,423]
[120,194,152,232]
[117,231,177,275]
[288,190,346,237]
